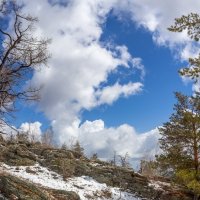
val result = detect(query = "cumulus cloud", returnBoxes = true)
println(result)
[79,120,160,167]
[114,0,200,60]
[19,122,42,141]
[15,0,145,141]
[0,121,42,142]
[50,118,160,168]
[96,82,142,105]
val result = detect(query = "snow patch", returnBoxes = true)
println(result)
[0,163,141,200]
[148,180,171,190]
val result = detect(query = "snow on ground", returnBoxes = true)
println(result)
[0,163,141,200]
[148,179,171,190]
[89,162,101,167]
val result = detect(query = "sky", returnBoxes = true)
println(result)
[2,0,200,166]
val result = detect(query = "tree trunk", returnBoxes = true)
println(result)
[193,194,199,200]
[194,141,199,177]
[193,124,199,178]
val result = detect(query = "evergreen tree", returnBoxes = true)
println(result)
[72,140,84,156]
[157,92,200,198]
[91,153,98,160]
[168,13,200,79]
[61,142,68,150]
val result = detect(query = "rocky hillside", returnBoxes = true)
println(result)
[0,135,194,200]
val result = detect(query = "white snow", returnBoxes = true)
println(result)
[89,162,102,167]
[0,163,141,200]
[148,179,171,190]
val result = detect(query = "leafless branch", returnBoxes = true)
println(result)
[0,0,50,129]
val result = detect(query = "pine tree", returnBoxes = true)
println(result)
[72,140,84,156]
[168,13,200,79]
[157,92,200,198]
[61,142,68,150]
[91,153,98,160]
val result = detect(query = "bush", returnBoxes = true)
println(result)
[176,169,200,198]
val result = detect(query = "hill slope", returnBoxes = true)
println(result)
[0,136,194,200]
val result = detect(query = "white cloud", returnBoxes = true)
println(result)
[70,119,160,168]
[0,121,42,142]
[15,0,144,140]
[37,117,160,168]
[19,122,42,141]
[96,82,142,105]
[181,44,199,61]
[114,0,200,60]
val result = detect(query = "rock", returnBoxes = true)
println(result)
[0,174,80,200]
[0,174,49,200]
[2,144,36,166]
[0,135,5,144]
[41,149,75,160]
[0,193,8,200]
[9,194,18,200]
[25,167,36,174]
[15,145,36,160]
[47,189,80,200]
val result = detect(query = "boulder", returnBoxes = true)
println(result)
[47,189,80,200]
[0,173,80,200]
[0,174,49,200]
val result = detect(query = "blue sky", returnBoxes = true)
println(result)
[15,7,192,133]
[5,0,200,162]
[82,14,193,132]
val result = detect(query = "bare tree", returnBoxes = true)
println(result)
[72,140,84,156]
[110,150,117,166]
[0,1,50,125]
[118,152,130,168]
[113,150,117,166]
[41,127,54,147]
